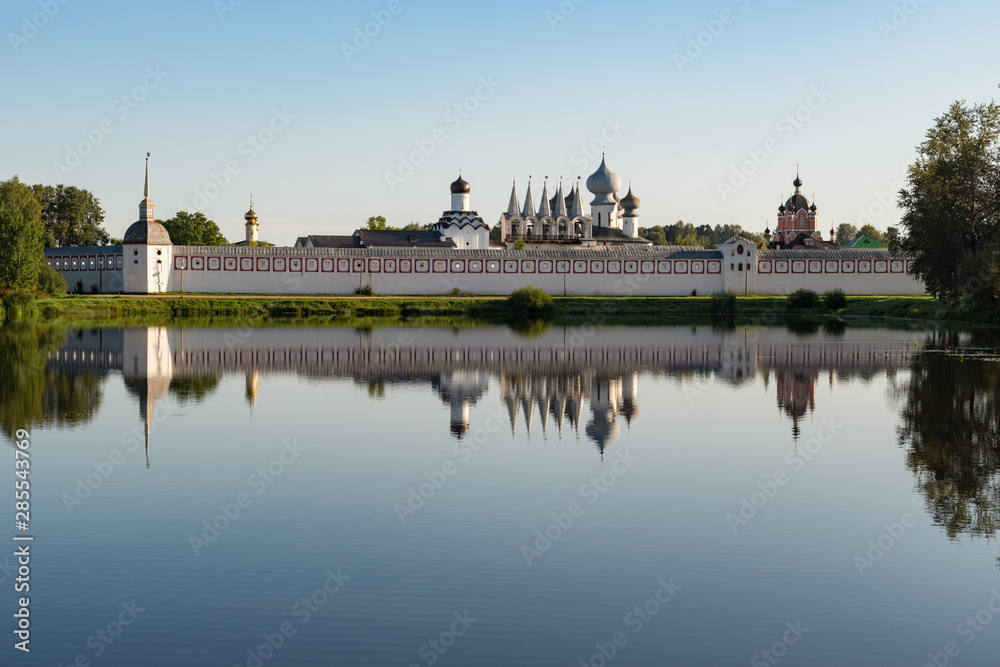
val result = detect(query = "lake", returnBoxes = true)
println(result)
[2,322,998,666]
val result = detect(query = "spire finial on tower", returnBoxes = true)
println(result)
[144,152,150,199]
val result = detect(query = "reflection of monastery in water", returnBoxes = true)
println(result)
[45,327,923,460]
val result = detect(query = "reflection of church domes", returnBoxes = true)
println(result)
[775,369,817,441]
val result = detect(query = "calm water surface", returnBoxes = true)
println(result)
[1,322,998,666]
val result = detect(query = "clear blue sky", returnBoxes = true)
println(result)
[3,0,998,245]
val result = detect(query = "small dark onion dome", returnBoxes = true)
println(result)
[123,219,172,245]
[764,227,771,235]
[450,174,471,194]
[779,204,787,213]
[811,203,818,212]
[621,186,640,211]
[793,176,803,189]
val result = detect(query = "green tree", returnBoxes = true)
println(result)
[31,184,110,247]
[713,224,764,247]
[899,100,1000,305]
[403,222,434,231]
[0,177,45,291]
[835,222,859,245]
[886,226,903,253]
[159,211,228,246]
[639,226,667,246]
[366,216,388,230]
[858,224,887,245]
[898,348,1000,541]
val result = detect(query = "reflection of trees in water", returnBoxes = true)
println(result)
[898,353,1000,542]
[0,324,105,440]
[168,376,221,405]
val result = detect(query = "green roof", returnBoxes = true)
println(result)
[840,234,887,249]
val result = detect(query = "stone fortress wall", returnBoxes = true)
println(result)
[46,242,924,296]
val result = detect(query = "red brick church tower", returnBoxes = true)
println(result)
[764,172,837,249]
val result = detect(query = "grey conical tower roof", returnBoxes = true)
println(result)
[569,182,585,218]
[537,181,552,217]
[521,181,536,218]
[506,181,520,217]
[553,182,568,218]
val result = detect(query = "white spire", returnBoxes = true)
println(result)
[139,152,154,222]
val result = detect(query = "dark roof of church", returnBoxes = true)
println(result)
[767,233,838,251]
[591,227,652,244]
[302,235,360,248]
[355,230,456,248]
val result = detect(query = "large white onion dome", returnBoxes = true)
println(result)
[586,156,622,196]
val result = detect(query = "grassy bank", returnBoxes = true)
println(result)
[11,293,989,328]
